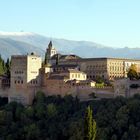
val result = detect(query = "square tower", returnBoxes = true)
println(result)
[9,54,42,105]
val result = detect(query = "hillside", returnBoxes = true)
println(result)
[0,31,140,59]
[0,37,44,60]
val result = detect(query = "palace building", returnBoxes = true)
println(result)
[45,42,140,80]
[0,41,140,105]
[58,57,140,80]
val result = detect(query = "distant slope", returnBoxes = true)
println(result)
[0,38,44,60]
[0,31,140,59]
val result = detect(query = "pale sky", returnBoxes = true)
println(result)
[0,0,140,48]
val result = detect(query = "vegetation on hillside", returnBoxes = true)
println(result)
[0,92,140,139]
[0,55,10,77]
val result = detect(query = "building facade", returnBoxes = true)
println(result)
[1,41,140,105]
[9,54,42,105]
[59,58,140,80]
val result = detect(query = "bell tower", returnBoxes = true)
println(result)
[44,41,57,65]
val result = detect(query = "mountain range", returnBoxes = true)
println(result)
[0,31,140,60]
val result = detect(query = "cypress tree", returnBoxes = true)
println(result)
[0,55,5,75]
[44,52,48,65]
[0,55,11,76]
[5,58,10,77]
[84,106,96,140]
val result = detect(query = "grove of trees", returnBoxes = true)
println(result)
[0,92,140,140]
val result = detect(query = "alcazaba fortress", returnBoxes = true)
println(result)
[0,41,140,105]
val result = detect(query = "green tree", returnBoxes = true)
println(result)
[67,120,83,140]
[24,123,40,140]
[84,106,96,140]
[0,55,10,76]
[35,91,46,104]
[111,134,117,140]
[0,110,7,125]
[0,55,5,74]
[127,64,139,80]
[44,52,49,66]
[25,106,34,118]
[121,132,128,140]
[5,58,11,77]
[44,52,47,65]
[95,76,104,84]
[34,91,46,119]
[47,103,57,118]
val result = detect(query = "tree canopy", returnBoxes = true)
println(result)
[0,92,140,139]
[127,64,139,80]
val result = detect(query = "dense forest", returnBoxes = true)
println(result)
[0,92,140,140]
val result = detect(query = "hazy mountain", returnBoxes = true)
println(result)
[0,31,140,60]
[0,37,44,60]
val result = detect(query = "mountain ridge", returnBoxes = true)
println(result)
[0,31,140,60]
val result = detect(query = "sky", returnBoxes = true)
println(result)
[0,0,140,48]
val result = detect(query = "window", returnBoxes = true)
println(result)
[78,74,80,78]
[72,74,74,78]
[31,71,37,74]
[21,80,23,84]
[15,71,23,74]
[15,80,17,84]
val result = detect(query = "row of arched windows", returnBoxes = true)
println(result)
[15,80,23,84]
[15,71,24,74]
[30,80,38,84]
